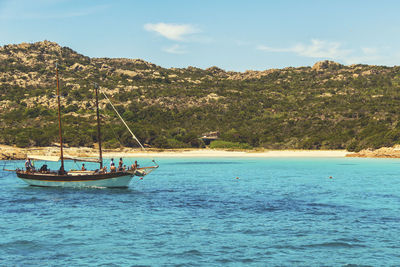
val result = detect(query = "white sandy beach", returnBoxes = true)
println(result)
[102,149,351,158]
[0,145,352,159]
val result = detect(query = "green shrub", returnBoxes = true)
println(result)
[15,132,30,147]
[103,138,121,149]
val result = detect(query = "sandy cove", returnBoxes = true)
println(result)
[0,144,352,160]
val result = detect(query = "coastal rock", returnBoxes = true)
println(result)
[0,145,26,160]
[347,145,400,158]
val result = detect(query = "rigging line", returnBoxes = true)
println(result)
[56,69,157,167]
[98,108,124,148]
[101,91,146,151]
[99,91,158,168]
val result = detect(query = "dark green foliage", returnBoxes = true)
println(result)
[2,42,400,150]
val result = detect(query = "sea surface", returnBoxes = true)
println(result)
[0,157,400,266]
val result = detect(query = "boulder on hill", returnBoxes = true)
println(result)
[206,66,225,74]
[312,60,343,71]
[68,63,85,72]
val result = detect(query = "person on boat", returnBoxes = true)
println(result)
[118,158,123,171]
[131,160,138,170]
[25,158,33,172]
[110,158,115,168]
[81,164,86,171]
[110,158,116,172]
[123,165,126,171]
[39,164,48,173]
[110,165,116,172]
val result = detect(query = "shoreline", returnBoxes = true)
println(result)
[0,145,351,159]
[102,149,350,158]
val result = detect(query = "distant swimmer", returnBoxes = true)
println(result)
[236,177,240,180]
[329,176,333,179]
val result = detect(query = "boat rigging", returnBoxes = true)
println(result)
[8,63,158,187]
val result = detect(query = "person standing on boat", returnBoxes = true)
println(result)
[131,160,138,170]
[25,158,33,172]
[81,164,86,171]
[118,158,123,171]
[110,158,116,172]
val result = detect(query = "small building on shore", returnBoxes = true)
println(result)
[200,131,220,145]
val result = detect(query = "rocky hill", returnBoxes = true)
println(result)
[1,40,400,150]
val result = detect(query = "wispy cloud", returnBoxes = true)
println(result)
[345,46,386,65]
[257,39,400,65]
[144,23,200,41]
[257,39,351,59]
[163,44,187,54]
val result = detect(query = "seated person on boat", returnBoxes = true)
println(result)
[39,164,48,173]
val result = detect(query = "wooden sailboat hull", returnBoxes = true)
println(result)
[16,172,135,188]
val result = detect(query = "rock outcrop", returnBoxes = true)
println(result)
[312,60,343,71]
[347,145,400,158]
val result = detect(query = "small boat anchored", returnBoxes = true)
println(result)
[8,63,158,188]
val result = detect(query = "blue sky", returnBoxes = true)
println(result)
[1,0,400,71]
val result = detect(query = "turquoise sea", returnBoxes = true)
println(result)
[1,157,400,266]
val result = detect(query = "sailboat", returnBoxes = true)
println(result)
[11,63,158,188]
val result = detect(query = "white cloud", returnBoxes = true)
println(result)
[345,47,383,64]
[144,23,199,41]
[258,39,351,59]
[258,40,400,65]
[295,39,351,58]
[163,44,187,54]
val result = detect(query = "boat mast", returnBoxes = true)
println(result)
[55,62,65,173]
[94,83,103,169]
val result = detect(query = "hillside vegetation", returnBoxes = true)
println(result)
[1,41,400,151]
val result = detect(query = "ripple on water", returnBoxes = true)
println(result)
[6,208,32,213]
[304,242,367,248]
[8,197,46,204]
[167,161,241,165]
[0,240,44,254]
[342,264,374,267]
[180,249,202,256]
[215,258,233,264]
